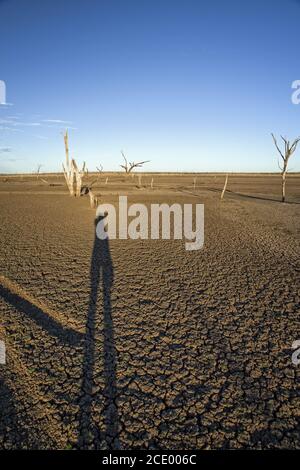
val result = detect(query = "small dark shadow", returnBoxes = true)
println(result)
[0,284,82,346]
[77,215,119,449]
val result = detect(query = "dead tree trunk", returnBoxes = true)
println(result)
[72,160,83,197]
[137,174,142,188]
[282,171,286,202]
[36,164,42,180]
[271,134,300,202]
[62,130,87,197]
[62,130,75,195]
[89,190,97,208]
[221,174,228,200]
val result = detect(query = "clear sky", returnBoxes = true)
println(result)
[0,0,300,173]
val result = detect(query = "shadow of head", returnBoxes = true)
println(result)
[94,212,110,236]
[94,212,109,227]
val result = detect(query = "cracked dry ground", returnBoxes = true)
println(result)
[0,188,300,449]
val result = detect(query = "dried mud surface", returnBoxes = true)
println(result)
[0,174,299,449]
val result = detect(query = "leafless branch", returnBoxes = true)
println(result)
[271,133,284,160]
[271,133,300,202]
[120,150,150,173]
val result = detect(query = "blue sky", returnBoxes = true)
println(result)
[0,0,300,173]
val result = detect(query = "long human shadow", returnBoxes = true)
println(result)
[77,215,119,449]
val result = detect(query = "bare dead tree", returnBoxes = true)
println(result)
[35,164,42,179]
[120,151,150,173]
[271,133,300,202]
[62,130,75,195]
[87,176,101,207]
[73,160,83,197]
[82,166,104,205]
[81,161,87,174]
[81,164,103,194]
[34,163,49,184]
[95,164,103,182]
[221,174,228,200]
[62,130,88,197]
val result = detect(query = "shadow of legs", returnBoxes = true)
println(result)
[78,221,119,449]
